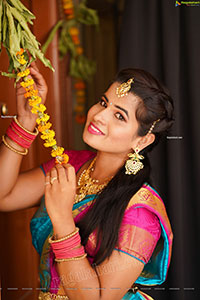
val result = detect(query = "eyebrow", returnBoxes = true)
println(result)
[102,94,129,119]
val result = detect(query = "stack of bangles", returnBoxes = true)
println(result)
[2,116,38,155]
[49,227,87,263]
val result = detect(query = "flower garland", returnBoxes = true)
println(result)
[63,0,89,124]
[42,0,98,125]
[16,48,69,164]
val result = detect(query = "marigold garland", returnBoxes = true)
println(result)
[16,48,69,164]
[42,0,98,125]
[62,0,86,124]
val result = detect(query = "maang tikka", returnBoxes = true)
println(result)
[125,118,160,175]
[116,78,134,97]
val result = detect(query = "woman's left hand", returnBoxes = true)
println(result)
[45,164,76,224]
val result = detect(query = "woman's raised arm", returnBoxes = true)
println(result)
[0,63,47,211]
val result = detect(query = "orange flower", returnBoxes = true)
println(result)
[16,48,24,56]
[75,114,86,124]
[74,81,85,90]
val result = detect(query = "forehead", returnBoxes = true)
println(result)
[104,82,141,113]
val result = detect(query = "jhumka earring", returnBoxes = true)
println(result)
[116,78,134,97]
[125,147,144,175]
[125,118,161,175]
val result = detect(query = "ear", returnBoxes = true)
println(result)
[134,133,155,151]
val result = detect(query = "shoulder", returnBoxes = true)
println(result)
[41,149,96,175]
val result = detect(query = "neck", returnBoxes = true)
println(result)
[91,151,129,181]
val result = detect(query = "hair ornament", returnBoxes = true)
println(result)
[116,78,134,97]
[147,118,160,135]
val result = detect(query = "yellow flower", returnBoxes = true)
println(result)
[20,79,34,88]
[76,90,85,97]
[51,147,64,157]
[36,104,46,113]
[38,122,52,132]
[17,55,27,65]
[63,3,73,9]
[17,69,30,78]
[55,153,69,164]
[25,89,38,98]
[41,129,55,140]
[31,107,38,114]
[25,85,34,92]
[69,27,79,36]
[44,139,57,147]
[36,114,50,124]
[29,97,42,106]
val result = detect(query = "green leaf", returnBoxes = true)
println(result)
[6,4,21,68]
[1,71,17,78]
[9,6,39,49]
[0,1,3,53]
[2,2,9,45]
[75,1,99,26]
[9,0,35,23]
[42,19,64,54]
[21,30,54,71]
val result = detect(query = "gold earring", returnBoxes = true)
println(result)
[125,147,144,175]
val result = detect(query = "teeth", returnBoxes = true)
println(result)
[91,124,101,133]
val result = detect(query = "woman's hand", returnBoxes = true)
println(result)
[45,164,76,226]
[16,61,48,130]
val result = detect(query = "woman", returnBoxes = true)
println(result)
[0,66,174,300]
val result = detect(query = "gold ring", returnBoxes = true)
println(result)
[50,177,58,184]
[45,182,50,186]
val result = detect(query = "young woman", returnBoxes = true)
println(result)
[0,66,174,300]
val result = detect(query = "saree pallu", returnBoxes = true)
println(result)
[30,150,173,300]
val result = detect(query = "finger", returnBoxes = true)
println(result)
[55,164,67,185]
[29,67,45,86]
[50,167,58,185]
[30,61,39,72]
[64,164,76,187]
[45,173,51,188]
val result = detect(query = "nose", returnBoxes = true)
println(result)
[93,107,109,125]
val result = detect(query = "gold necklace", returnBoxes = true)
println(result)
[74,157,113,204]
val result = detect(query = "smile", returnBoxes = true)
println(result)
[88,122,105,135]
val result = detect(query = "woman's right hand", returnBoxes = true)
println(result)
[16,61,48,131]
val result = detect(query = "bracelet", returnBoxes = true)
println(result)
[2,135,28,156]
[55,253,87,263]
[14,116,39,136]
[49,227,80,244]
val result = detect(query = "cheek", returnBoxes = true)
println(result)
[109,125,135,145]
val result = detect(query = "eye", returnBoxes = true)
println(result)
[115,112,125,121]
[99,99,107,107]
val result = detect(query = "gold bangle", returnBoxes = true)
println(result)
[14,116,39,136]
[2,135,28,156]
[55,253,87,263]
[49,227,79,244]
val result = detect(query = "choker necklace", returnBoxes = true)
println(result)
[74,157,113,204]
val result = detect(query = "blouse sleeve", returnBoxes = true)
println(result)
[114,207,161,264]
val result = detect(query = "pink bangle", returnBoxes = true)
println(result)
[50,231,86,259]
[53,245,86,259]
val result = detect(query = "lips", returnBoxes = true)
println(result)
[88,122,105,135]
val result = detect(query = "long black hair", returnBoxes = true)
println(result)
[76,68,175,265]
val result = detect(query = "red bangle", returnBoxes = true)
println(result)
[6,117,38,149]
